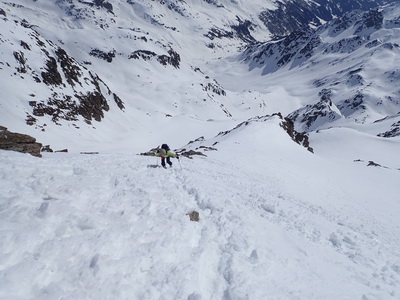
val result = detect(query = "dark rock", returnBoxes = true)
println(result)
[180,150,207,158]
[280,117,314,153]
[367,160,381,167]
[89,49,116,63]
[377,121,400,138]
[205,16,258,45]
[13,51,27,73]
[56,47,82,86]
[0,127,42,157]
[201,81,226,96]
[231,17,257,44]
[354,9,384,35]
[129,50,157,60]
[202,0,224,8]
[26,114,38,126]
[113,93,125,110]
[287,95,342,132]
[205,27,234,40]
[166,48,180,69]
[41,145,53,152]
[76,91,109,123]
[157,49,181,68]
[187,211,200,222]
[367,160,389,168]
[242,27,317,74]
[94,0,113,13]
[41,56,63,86]
[20,40,31,50]
[338,92,366,117]
[29,68,122,124]
[129,48,180,68]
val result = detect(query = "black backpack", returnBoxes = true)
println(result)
[161,144,170,151]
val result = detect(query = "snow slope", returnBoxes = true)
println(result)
[1,116,400,299]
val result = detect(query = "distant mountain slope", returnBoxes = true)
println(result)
[1,0,256,147]
[0,14,124,131]
[242,3,400,135]
[260,0,399,37]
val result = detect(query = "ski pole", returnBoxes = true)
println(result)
[178,157,183,170]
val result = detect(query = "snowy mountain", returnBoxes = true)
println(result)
[0,0,275,150]
[1,13,124,128]
[259,0,399,37]
[2,0,400,151]
[1,1,400,299]
[239,4,400,135]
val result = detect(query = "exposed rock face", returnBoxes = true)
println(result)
[90,49,116,63]
[1,16,125,130]
[287,93,343,132]
[378,120,400,137]
[280,117,314,153]
[128,48,181,69]
[259,0,397,38]
[204,17,257,45]
[0,126,42,157]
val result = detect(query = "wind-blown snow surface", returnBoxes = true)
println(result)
[1,117,400,299]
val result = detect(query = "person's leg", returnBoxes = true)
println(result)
[167,157,172,167]
[161,157,166,168]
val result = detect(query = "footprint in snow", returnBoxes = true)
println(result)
[249,249,259,264]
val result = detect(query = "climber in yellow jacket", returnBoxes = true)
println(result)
[155,144,179,168]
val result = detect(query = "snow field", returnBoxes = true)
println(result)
[1,143,399,299]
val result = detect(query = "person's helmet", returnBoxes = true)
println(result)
[161,144,170,151]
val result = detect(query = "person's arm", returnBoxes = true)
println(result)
[167,151,177,158]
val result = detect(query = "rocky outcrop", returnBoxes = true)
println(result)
[287,91,343,132]
[378,120,400,137]
[1,17,125,130]
[0,126,42,157]
[205,17,257,45]
[129,48,181,69]
[280,117,314,153]
[89,49,116,63]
